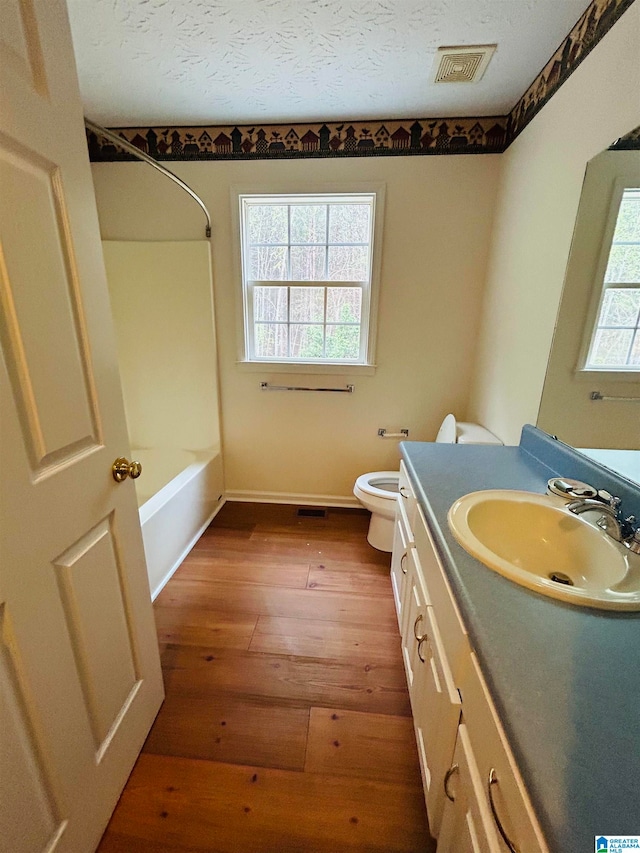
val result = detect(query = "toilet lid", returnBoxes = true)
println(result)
[436,413,457,444]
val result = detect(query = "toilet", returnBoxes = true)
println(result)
[353,414,502,551]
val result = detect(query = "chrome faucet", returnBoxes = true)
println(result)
[566,495,640,552]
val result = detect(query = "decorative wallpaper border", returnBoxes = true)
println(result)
[88,0,635,163]
[505,0,636,145]
[609,126,640,150]
[86,117,508,161]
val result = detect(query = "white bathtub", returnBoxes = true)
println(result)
[131,447,224,600]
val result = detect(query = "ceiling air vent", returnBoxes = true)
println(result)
[433,45,497,84]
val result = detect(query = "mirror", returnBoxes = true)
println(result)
[537,130,640,484]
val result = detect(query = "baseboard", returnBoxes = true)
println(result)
[225,489,361,509]
[150,497,227,601]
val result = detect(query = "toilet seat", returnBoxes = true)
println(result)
[354,471,400,498]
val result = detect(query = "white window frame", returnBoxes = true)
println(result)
[579,177,640,375]
[232,186,385,373]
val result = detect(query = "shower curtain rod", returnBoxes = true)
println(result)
[84,118,212,238]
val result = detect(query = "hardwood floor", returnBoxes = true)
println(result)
[98,502,434,853]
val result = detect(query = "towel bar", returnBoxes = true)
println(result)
[590,391,640,402]
[260,382,354,393]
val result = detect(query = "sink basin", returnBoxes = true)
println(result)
[447,490,640,610]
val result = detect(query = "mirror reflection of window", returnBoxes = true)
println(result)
[586,187,640,369]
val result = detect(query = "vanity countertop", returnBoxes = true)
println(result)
[400,430,640,853]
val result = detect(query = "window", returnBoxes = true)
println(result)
[237,192,381,366]
[585,186,640,370]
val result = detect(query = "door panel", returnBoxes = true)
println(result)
[0,138,102,474]
[53,517,139,750]
[0,604,65,853]
[0,0,47,92]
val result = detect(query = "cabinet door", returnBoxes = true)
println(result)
[398,460,418,529]
[390,506,411,628]
[401,551,460,835]
[414,506,470,681]
[416,605,462,837]
[438,723,502,853]
[462,653,550,853]
[400,547,430,691]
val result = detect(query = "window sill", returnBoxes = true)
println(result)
[236,360,376,376]
[573,368,640,384]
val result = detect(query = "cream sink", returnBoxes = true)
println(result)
[447,490,640,610]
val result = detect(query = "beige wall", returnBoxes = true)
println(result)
[93,155,500,500]
[103,241,220,454]
[538,149,640,449]
[468,2,640,445]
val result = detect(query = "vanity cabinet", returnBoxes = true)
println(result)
[393,485,549,852]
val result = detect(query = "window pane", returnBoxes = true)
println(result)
[328,246,368,280]
[599,289,640,327]
[329,204,371,244]
[290,246,326,280]
[326,287,362,323]
[612,190,640,242]
[290,324,324,358]
[590,328,634,367]
[604,245,640,284]
[630,331,640,365]
[247,205,288,244]
[254,286,287,322]
[290,287,324,322]
[290,205,326,244]
[250,246,287,280]
[255,323,288,358]
[326,325,360,359]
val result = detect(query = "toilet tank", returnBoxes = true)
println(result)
[456,422,503,445]
[435,414,502,445]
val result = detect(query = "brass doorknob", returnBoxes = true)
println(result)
[112,457,142,482]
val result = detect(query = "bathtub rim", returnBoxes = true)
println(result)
[138,452,218,526]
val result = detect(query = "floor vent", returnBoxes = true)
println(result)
[296,507,328,518]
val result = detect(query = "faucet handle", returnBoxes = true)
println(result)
[627,529,640,555]
[621,515,638,541]
[597,491,621,511]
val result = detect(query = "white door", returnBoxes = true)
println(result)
[0,1,164,851]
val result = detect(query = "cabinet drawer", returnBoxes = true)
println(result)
[398,460,418,531]
[414,505,470,680]
[461,653,550,853]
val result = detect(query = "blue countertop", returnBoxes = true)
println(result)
[400,427,640,853]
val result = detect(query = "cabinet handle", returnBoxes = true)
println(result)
[444,763,459,802]
[417,635,428,662]
[399,486,410,499]
[401,552,408,574]
[488,768,519,853]
[413,614,424,641]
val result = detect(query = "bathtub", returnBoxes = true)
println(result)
[132,447,224,600]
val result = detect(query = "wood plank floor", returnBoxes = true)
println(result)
[98,502,434,853]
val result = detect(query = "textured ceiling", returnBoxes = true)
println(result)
[67,0,593,126]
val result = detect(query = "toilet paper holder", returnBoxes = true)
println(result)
[378,428,409,438]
